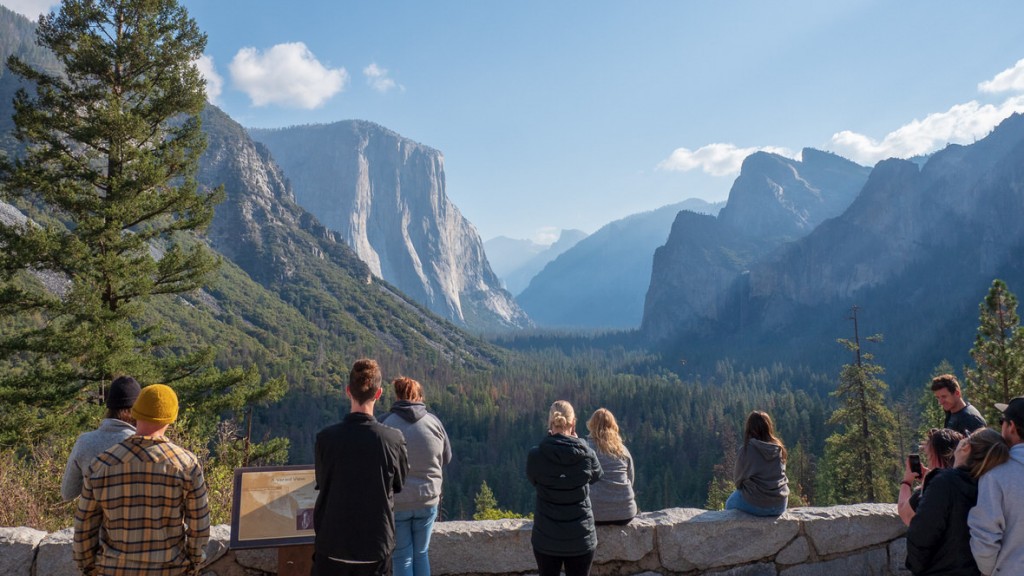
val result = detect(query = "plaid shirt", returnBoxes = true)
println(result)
[73,435,210,576]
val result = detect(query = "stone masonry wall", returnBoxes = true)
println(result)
[0,504,910,576]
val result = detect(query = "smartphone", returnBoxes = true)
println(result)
[908,453,922,476]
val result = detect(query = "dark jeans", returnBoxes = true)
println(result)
[533,549,595,576]
[311,552,392,576]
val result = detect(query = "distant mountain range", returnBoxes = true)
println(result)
[643,116,1024,385]
[485,229,588,295]
[248,123,530,331]
[517,199,724,329]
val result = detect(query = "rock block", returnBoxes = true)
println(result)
[655,508,799,571]
[594,514,656,563]
[430,519,534,574]
[888,537,911,575]
[779,548,888,576]
[789,504,904,556]
[35,528,74,576]
[204,524,232,567]
[775,536,809,566]
[0,527,47,576]
[706,562,779,576]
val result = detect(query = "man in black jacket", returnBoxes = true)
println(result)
[313,359,409,576]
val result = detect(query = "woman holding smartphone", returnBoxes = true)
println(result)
[906,428,1009,575]
[898,428,963,526]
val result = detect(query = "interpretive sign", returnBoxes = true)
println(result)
[230,465,317,549]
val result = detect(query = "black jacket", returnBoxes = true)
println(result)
[526,433,603,556]
[313,412,409,562]
[905,467,979,576]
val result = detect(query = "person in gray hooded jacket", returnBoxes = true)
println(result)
[60,375,141,501]
[379,377,451,576]
[726,410,790,516]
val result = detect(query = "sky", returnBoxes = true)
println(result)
[5,1,1024,244]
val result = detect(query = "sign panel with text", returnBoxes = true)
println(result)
[230,465,317,549]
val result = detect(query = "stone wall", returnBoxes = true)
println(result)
[0,504,911,576]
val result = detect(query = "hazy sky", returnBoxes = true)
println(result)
[6,1,1024,243]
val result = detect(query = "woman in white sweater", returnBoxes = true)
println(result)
[584,408,637,525]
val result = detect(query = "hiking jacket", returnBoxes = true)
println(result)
[526,433,603,556]
[313,412,408,563]
[906,467,979,576]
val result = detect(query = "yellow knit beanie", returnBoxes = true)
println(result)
[131,384,179,425]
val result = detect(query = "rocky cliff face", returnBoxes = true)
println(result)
[727,114,1024,374]
[648,113,1024,380]
[198,106,496,361]
[642,149,870,340]
[517,199,723,329]
[249,122,530,331]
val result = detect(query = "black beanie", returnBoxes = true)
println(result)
[106,376,142,410]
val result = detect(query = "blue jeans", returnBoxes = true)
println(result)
[725,490,787,517]
[392,505,437,576]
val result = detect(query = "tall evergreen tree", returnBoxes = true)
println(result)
[819,306,898,504]
[0,0,281,444]
[964,279,1024,423]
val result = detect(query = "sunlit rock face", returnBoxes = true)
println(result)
[642,149,869,341]
[251,121,530,331]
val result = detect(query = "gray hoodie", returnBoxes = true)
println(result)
[583,438,637,523]
[380,401,452,511]
[60,418,136,501]
[734,438,790,509]
[969,443,1024,576]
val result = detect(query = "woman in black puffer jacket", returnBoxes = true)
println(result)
[906,428,1009,575]
[526,400,603,576]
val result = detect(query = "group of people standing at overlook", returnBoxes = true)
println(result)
[57,363,1024,576]
[894,374,1024,576]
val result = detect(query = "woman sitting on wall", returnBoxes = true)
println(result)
[584,408,637,525]
[725,410,790,517]
[905,428,1009,575]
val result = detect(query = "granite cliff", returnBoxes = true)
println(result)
[646,114,1024,381]
[642,149,870,340]
[249,122,530,331]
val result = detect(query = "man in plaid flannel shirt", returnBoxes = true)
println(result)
[73,384,210,576]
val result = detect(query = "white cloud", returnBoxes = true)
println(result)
[532,226,560,246]
[194,54,223,103]
[229,42,347,109]
[658,143,798,176]
[2,0,58,19]
[363,63,402,93]
[829,96,1024,165]
[979,58,1024,94]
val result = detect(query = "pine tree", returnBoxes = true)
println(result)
[704,418,738,510]
[0,0,282,444]
[819,306,899,504]
[964,279,1024,423]
[473,480,527,520]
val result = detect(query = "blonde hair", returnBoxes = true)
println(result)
[548,400,575,434]
[965,428,1010,479]
[587,408,626,459]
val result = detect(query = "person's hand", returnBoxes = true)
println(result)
[902,457,919,485]
[919,462,932,479]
